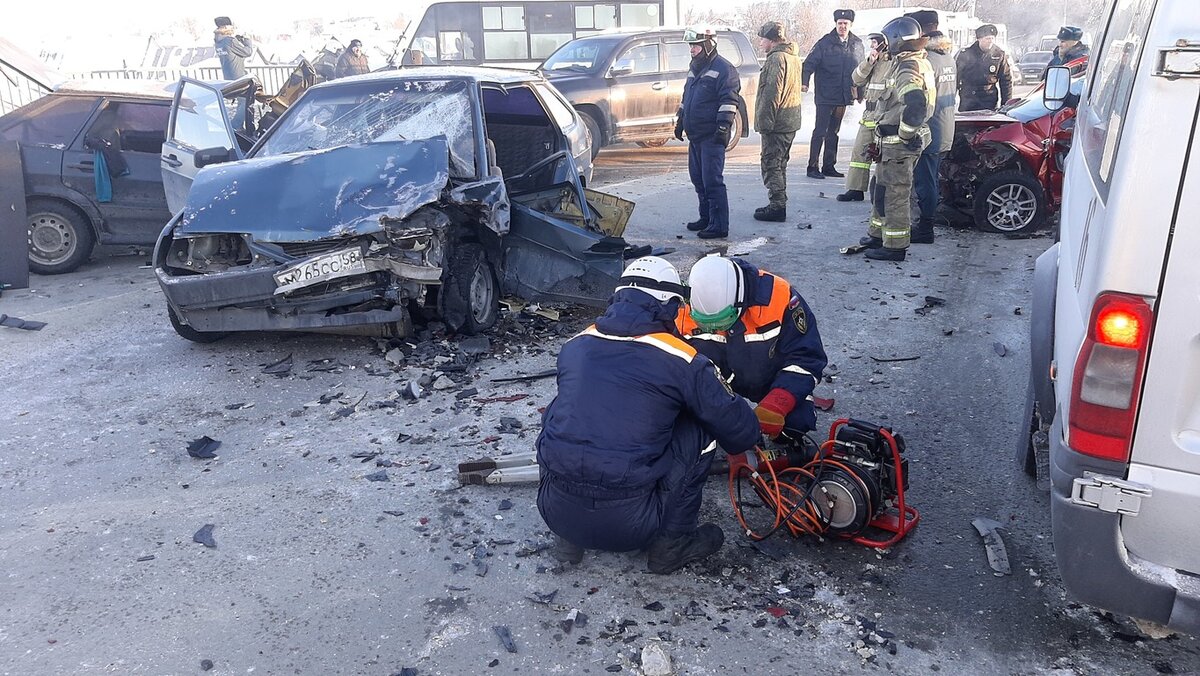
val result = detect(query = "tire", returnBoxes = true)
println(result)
[26,198,96,275]
[167,304,227,343]
[973,170,1046,234]
[579,111,602,160]
[724,115,742,152]
[440,243,498,335]
[636,139,669,148]
[1017,379,1039,478]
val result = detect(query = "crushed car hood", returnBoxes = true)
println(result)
[177,140,451,242]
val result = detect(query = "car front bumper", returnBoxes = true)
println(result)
[1050,416,1200,634]
[156,263,410,334]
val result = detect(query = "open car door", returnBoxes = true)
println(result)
[502,150,638,307]
[160,77,256,214]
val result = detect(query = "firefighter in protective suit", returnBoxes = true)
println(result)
[676,256,828,442]
[537,257,760,573]
[860,16,936,262]
[677,27,742,240]
[837,32,890,203]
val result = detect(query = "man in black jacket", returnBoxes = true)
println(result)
[1043,26,1089,75]
[802,9,864,180]
[956,24,1013,112]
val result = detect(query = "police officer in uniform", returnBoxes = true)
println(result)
[677,255,828,443]
[956,24,1013,112]
[860,16,936,262]
[537,257,761,573]
[753,21,803,222]
[907,10,956,244]
[837,32,889,203]
[676,27,742,240]
[1043,26,1089,75]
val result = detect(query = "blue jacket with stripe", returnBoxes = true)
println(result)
[677,260,828,408]
[537,289,760,493]
[678,51,741,140]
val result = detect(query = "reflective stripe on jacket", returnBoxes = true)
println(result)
[876,52,936,143]
[675,260,827,405]
[852,54,891,122]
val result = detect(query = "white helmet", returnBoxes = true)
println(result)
[616,256,687,303]
[687,255,745,330]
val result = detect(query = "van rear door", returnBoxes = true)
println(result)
[1122,87,1200,574]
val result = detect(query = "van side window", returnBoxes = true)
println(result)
[1079,0,1154,200]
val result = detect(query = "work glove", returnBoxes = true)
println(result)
[902,135,923,152]
[754,388,797,439]
[674,117,685,142]
[713,123,731,147]
[865,142,881,163]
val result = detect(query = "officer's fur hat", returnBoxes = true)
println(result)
[1058,26,1084,41]
[975,24,998,38]
[833,9,855,22]
[758,21,786,42]
[906,10,939,33]
[214,16,233,28]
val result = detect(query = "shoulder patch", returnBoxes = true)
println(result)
[791,303,808,334]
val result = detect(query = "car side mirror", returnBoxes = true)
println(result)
[194,147,235,169]
[608,65,633,78]
[1043,66,1071,111]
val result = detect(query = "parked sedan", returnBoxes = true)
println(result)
[1017,50,1053,84]
[155,67,627,342]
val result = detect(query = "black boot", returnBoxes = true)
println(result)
[647,523,725,574]
[822,166,844,178]
[911,218,935,244]
[686,219,708,232]
[697,224,728,239]
[552,536,583,565]
[806,167,825,180]
[753,205,786,222]
[836,190,865,202]
[865,246,907,261]
[859,235,883,248]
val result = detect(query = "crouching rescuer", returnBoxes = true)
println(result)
[678,255,828,444]
[536,257,761,573]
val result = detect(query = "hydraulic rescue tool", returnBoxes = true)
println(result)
[728,418,918,547]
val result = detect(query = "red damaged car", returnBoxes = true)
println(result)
[940,67,1085,235]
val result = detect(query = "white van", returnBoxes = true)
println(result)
[1020,0,1200,633]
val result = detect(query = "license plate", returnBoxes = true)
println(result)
[274,247,366,293]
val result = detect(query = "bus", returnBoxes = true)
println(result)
[401,0,682,68]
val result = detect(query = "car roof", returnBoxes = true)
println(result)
[310,66,544,91]
[51,79,180,101]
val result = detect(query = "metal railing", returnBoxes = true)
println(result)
[76,65,300,96]
[0,76,52,115]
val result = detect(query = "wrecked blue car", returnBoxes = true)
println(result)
[154,68,632,342]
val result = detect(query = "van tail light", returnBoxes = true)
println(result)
[1068,292,1154,463]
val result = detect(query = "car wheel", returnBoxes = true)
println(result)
[26,198,96,275]
[441,243,498,335]
[973,170,1046,234]
[579,111,602,160]
[724,115,742,152]
[167,304,227,343]
[636,139,669,148]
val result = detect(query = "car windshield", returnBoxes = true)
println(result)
[540,37,621,73]
[1001,76,1086,122]
[1021,51,1053,65]
[257,78,477,178]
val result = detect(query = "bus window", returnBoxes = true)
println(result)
[619,3,659,28]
